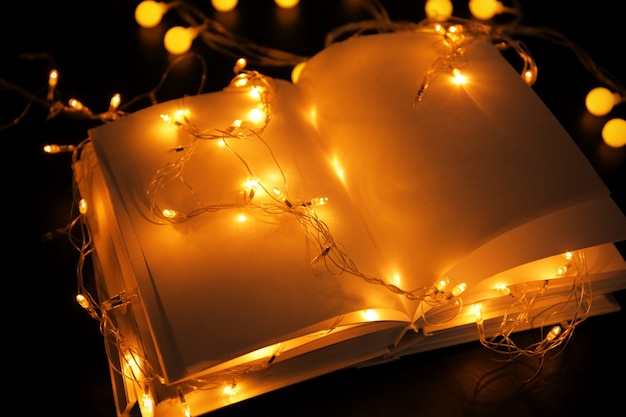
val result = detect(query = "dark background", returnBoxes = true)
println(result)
[2,1,625,416]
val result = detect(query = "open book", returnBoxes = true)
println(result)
[73,30,626,416]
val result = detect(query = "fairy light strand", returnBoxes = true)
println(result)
[474,250,591,380]
[148,65,446,303]
[8,2,621,412]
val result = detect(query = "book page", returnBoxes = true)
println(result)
[294,31,626,322]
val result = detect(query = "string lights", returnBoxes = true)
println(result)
[3,1,625,416]
[473,250,591,379]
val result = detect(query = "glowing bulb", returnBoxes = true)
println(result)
[135,0,168,28]
[248,107,265,124]
[362,309,379,321]
[245,178,259,190]
[307,197,329,206]
[234,57,247,73]
[43,144,75,154]
[451,68,467,85]
[174,108,190,124]
[249,87,262,100]
[602,118,626,148]
[275,0,299,8]
[48,69,58,87]
[451,282,467,297]
[522,64,537,85]
[273,188,293,207]
[164,26,196,55]
[495,283,510,295]
[224,382,238,396]
[233,76,249,88]
[140,390,155,417]
[523,70,533,82]
[43,144,59,153]
[436,277,449,292]
[586,87,619,116]
[76,294,91,310]
[468,0,503,20]
[47,69,58,100]
[471,304,483,323]
[69,98,85,111]
[563,251,573,260]
[162,209,177,218]
[291,61,306,83]
[544,325,561,342]
[79,198,88,214]
[212,0,238,12]
[108,93,121,112]
[244,177,259,201]
[161,109,189,126]
[122,346,145,381]
[424,0,453,20]
[268,343,285,363]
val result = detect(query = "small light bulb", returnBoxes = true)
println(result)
[268,343,285,364]
[174,108,190,124]
[212,0,238,12]
[521,60,538,85]
[234,57,247,73]
[247,107,265,124]
[272,188,293,207]
[164,26,195,55]
[135,1,168,28]
[451,68,467,85]
[76,294,91,309]
[224,382,238,396]
[602,118,626,148]
[544,325,561,342]
[451,282,467,297]
[47,69,58,101]
[306,197,329,206]
[424,0,453,20]
[162,208,177,218]
[243,178,259,201]
[48,69,58,87]
[362,309,379,321]
[140,390,155,417]
[495,283,510,295]
[44,144,60,154]
[468,0,503,20]
[43,144,76,153]
[108,93,121,112]
[69,98,84,111]
[275,0,299,8]
[471,304,483,324]
[436,277,449,292]
[79,198,88,214]
[586,87,619,116]
[249,87,262,99]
